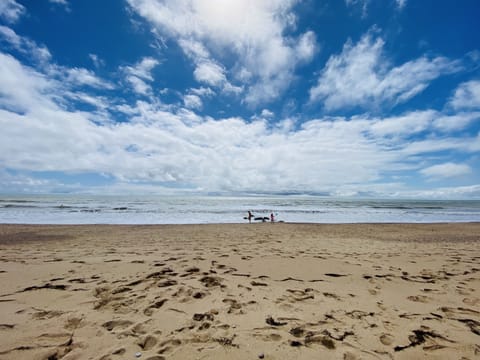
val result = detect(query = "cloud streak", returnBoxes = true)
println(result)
[309,32,462,111]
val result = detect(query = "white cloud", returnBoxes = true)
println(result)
[89,53,105,68]
[433,112,480,132]
[127,76,151,95]
[122,57,159,95]
[345,0,370,18]
[295,31,317,62]
[190,87,215,97]
[48,0,71,11]
[0,25,52,63]
[193,60,226,86]
[0,52,54,113]
[49,0,69,5]
[420,163,472,179]
[126,0,316,106]
[261,109,274,118]
[183,94,202,110]
[124,57,159,80]
[65,67,114,89]
[1,46,479,196]
[449,80,480,110]
[0,0,25,23]
[309,32,462,111]
[369,110,436,137]
[395,0,407,10]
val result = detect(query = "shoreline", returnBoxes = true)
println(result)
[1,223,479,359]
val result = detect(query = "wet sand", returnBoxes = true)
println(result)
[0,223,479,359]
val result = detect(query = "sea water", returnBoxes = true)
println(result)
[1,195,479,224]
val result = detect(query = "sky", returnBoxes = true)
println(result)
[0,0,479,198]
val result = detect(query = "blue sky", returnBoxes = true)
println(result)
[0,0,479,197]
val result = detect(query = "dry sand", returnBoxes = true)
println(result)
[0,223,479,360]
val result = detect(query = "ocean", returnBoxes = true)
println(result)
[0,195,479,224]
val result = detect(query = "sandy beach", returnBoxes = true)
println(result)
[0,223,479,360]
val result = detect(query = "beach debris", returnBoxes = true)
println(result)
[0,324,15,329]
[346,310,374,319]
[135,351,142,357]
[324,273,348,278]
[200,276,222,287]
[192,291,206,299]
[394,330,454,351]
[214,335,239,348]
[21,283,69,292]
[289,327,305,337]
[146,267,176,279]
[193,312,214,322]
[457,318,480,335]
[157,279,177,287]
[266,316,287,326]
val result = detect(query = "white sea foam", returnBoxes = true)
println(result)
[0,195,479,224]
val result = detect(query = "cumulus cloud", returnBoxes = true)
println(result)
[420,163,472,179]
[449,80,480,110]
[0,0,25,23]
[3,47,478,194]
[183,94,202,110]
[193,60,226,87]
[295,31,317,63]
[309,32,462,111]
[122,57,159,95]
[126,0,316,106]
[1,31,479,196]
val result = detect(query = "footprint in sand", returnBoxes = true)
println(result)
[64,316,83,330]
[0,324,15,330]
[253,332,282,341]
[407,295,430,303]
[102,319,133,331]
[32,309,64,320]
[144,299,168,316]
[158,339,182,354]
[463,297,480,306]
[379,333,394,345]
[136,334,158,350]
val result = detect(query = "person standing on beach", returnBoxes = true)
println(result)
[248,211,253,223]
[270,213,275,223]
